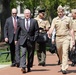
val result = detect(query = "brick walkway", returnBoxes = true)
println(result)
[0,51,76,75]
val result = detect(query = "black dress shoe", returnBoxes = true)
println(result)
[38,62,45,66]
[61,70,67,74]
[58,60,61,65]
[21,68,26,73]
[16,63,20,67]
[27,68,31,72]
[38,63,42,66]
[11,64,16,67]
[42,62,45,66]
[71,62,75,66]
[30,65,33,68]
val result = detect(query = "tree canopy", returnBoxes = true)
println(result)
[10,0,76,18]
[0,0,76,41]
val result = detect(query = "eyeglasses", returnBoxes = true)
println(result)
[12,13,17,14]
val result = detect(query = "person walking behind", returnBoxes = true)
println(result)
[4,8,21,67]
[70,9,76,66]
[15,9,39,73]
[47,5,75,74]
[35,9,50,66]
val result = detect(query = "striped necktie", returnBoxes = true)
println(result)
[26,19,29,31]
[14,17,17,34]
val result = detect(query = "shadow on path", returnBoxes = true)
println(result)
[31,69,50,72]
[68,69,76,74]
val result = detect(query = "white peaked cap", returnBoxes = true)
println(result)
[57,5,64,11]
[71,9,76,13]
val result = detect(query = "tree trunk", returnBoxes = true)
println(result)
[0,0,11,41]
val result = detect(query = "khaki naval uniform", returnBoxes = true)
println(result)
[72,19,76,39]
[70,18,76,49]
[51,15,72,70]
[35,15,50,64]
[70,9,76,49]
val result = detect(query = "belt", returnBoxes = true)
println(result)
[56,35,67,37]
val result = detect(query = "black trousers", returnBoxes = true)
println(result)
[9,40,15,65]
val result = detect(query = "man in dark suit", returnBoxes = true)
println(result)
[4,8,21,67]
[15,9,39,73]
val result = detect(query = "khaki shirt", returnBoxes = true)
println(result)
[51,15,72,36]
[71,18,76,36]
[35,15,50,32]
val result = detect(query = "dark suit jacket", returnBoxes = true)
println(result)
[4,16,21,43]
[15,18,39,46]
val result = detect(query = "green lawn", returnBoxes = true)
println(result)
[0,49,11,65]
[0,46,50,65]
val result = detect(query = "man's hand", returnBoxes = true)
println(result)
[72,40,75,47]
[5,38,8,42]
[52,39,55,44]
[47,31,51,38]
[15,41,18,45]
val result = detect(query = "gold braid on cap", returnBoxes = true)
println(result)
[57,5,64,11]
